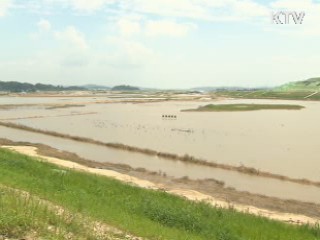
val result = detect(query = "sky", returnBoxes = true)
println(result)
[0,0,320,89]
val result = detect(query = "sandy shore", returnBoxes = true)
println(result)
[1,145,319,226]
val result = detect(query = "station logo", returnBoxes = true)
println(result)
[271,11,305,24]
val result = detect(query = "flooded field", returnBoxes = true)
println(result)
[1,125,320,204]
[1,94,320,204]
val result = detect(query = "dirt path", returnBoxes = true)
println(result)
[2,145,319,226]
[304,91,319,99]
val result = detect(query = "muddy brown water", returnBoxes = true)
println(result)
[0,96,103,104]
[3,98,320,182]
[1,125,320,204]
[1,96,320,203]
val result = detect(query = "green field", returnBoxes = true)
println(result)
[183,104,304,112]
[0,149,319,240]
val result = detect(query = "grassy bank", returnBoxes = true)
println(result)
[0,149,319,240]
[0,187,125,239]
[214,91,320,101]
[183,104,304,112]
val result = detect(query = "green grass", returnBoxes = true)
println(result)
[183,104,304,112]
[0,187,114,239]
[0,149,319,240]
[45,104,85,110]
[214,90,320,100]
[277,78,320,92]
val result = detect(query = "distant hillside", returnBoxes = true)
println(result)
[0,81,86,92]
[81,84,110,90]
[191,86,267,92]
[111,85,140,91]
[277,77,320,91]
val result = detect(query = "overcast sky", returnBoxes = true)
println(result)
[0,0,319,88]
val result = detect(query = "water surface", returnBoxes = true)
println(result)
[4,99,320,182]
[1,125,320,204]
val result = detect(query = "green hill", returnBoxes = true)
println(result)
[111,85,140,91]
[0,81,86,92]
[277,77,320,91]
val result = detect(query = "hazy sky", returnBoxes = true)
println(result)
[0,0,320,88]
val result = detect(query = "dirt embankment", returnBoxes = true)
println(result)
[1,121,320,188]
[1,139,320,226]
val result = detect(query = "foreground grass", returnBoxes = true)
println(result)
[183,104,304,112]
[0,187,122,239]
[0,149,319,240]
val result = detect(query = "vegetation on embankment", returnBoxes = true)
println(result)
[277,77,320,92]
[183,104,304,112]
[212,78,320,100]
[1,121,320,188]
[0,148,319,240]
[0,186,128,240]
[214,90,320,101]
[45,104,85,110]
